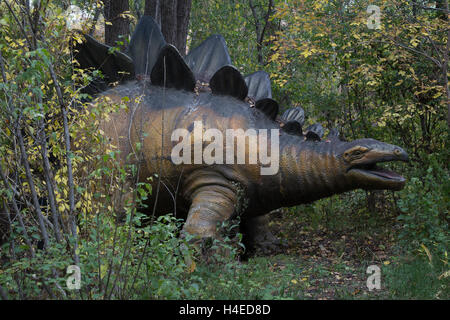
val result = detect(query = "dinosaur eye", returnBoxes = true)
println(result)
[343,147,368,162]
[352,148,368,157]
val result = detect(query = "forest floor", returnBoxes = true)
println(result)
[203,208,448,300]
[263,211,396,299]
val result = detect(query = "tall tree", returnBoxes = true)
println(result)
[144,0,192,55]
[248,0,275,65]
[104,0,131,49]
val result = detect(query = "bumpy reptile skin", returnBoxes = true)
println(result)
[97,81,408,243]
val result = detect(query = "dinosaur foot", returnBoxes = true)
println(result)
[181,232,243,266]
[241,214,287,257]
[247,234,287,256]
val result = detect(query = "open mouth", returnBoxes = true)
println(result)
[349,162,405,181]
[344,145,408,190]
[347,158,407,191]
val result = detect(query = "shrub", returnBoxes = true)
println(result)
[396,160,449,265]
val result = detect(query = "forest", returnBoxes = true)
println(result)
[0,0,448,300]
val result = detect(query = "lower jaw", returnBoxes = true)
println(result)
[349,171,406,191]
[358,179,406,191]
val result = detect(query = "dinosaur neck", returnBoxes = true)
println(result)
[276,136,352,207]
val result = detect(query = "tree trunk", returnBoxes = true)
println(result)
[249,0,274,65]
[144,0,192,55]
[161,0,177,47]
[443,0,450,129]
[175,0,192,56]
[104,0,130,49]
[145,0,161,25]
[88,7,101,36]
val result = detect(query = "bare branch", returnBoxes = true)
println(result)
[16,127,50,249]
[249,0,274,64]
[383,36,442,68]
[3,0,33,49]
[47,61,79,264]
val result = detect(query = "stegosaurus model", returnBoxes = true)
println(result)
[74,16,408,252]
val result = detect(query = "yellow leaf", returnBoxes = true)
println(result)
[421,243,433,263]
[383,261,390,265]
[187,260,196,273]
[410,39,419,47]
[291,279,298,284]
[270,52,280,62]
[99,264,108,279]
[438,270,449,280]
[301,50,312,58]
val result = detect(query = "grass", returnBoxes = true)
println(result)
[382,258,449,299]
[189,253,448,300]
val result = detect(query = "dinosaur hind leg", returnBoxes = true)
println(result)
[241,213,286,256]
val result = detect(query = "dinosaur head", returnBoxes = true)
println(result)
[335,138,409,191]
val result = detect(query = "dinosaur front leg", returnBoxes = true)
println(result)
[183,185,237,239]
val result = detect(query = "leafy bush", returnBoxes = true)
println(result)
[396,160,449,263]
[0,1,198,300]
